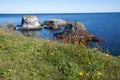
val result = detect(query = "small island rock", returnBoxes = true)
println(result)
[44,19,67,30]
[21,16,41,30]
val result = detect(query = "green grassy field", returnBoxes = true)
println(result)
[0,27,120,80]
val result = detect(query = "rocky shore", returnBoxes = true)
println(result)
[0,15,102,43]
[0,24,18,35]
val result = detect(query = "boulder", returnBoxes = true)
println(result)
[48,19,67,26]
[21,16,41,30]
[44,19,67,30]
[5,22,16,30]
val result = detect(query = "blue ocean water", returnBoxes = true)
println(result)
[0,13,120,56]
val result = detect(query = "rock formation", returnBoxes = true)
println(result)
[54,21,102,43]
[5,22,16,30]
[44,19,67,30]
[21,16,41,30]
[71,22,86,31]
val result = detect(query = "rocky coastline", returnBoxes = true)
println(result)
[0,15,102,43]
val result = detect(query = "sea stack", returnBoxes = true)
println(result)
[20,16,42,30]
[44,19,67,30]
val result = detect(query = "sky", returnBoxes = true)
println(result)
[0,0,120,13]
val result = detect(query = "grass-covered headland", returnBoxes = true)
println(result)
[0,27,120,80]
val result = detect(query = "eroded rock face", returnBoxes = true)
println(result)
[21,16,41,29]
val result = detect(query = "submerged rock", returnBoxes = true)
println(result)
[44,19,67,30]
[21,16,41,30]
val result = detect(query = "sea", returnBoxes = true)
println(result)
[0,13,120,56]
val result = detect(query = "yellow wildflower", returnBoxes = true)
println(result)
[31,48,34,52]
[89,62,91,64]
[79,72,84,76]
[105,53,109,57]
[97,71,103,76]
[51,53,54,56]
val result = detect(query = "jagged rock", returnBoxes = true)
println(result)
[71,22,95,38]
[5,22,16,30]
[54,21,101,43]
[21,16,41,30]
[44,19,67,30]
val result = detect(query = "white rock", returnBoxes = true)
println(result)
[46,19,67,26]
[21,16,41,29]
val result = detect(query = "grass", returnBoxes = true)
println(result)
[0,27,120,80]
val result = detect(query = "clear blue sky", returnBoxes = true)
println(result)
[0,0,120,13]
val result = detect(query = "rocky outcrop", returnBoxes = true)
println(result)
[21,16,41,30]
[71,22,86,31]
[49,19,67,26]
[5,22,16,30]
[44,19,67,30]
[0,25,18,35]
[54,21,102,43]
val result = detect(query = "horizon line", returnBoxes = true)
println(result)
[0,12,120,14]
